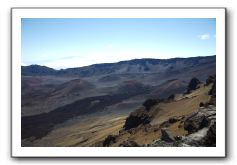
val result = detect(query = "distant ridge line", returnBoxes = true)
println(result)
[22,55,216,70]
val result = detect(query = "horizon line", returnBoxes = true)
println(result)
[22,55,216,70]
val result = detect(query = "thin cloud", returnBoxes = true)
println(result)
[40,50,161,69]
[198,34,210,40]
[24,55,80,65]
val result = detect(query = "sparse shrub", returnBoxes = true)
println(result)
[199,102,204,107]
[103,135,116,147]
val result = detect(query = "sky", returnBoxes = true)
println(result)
[21,18,216,69]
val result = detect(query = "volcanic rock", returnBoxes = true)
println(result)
[124,108,152,130]
[182,105,216,146]
[142,99,158,111]
[184,113,209,134]
[160,128,175,142]
[201,120,216,146]
[186,77,201,93]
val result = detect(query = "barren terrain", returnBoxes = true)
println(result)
[21,56,216,147]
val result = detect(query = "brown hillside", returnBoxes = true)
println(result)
[102,82,213,147]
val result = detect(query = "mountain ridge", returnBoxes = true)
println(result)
[22,55,216,77]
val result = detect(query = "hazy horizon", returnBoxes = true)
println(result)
[22,18,216,69]
[21,55,216,70]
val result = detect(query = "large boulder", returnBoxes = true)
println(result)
[182,120,216,147]
[186,77,201,93]
[184,113,209,134]
[182,105,216,146]
[124,108,152,130]
[184,105,216,134]
[142,99,158,111]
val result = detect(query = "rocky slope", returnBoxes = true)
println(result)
[101,76,216,147]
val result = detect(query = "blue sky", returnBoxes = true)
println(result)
[21,18,216,69]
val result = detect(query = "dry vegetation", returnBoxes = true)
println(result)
[22,112,127,147]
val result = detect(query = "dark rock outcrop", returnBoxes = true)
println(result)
[182,105,216,146]
[142,99,158,111]
[186,77,201,93]
[200,121,216,147]
[124,108,152,130]
[184,112,209,134]
[152,105,216,147]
